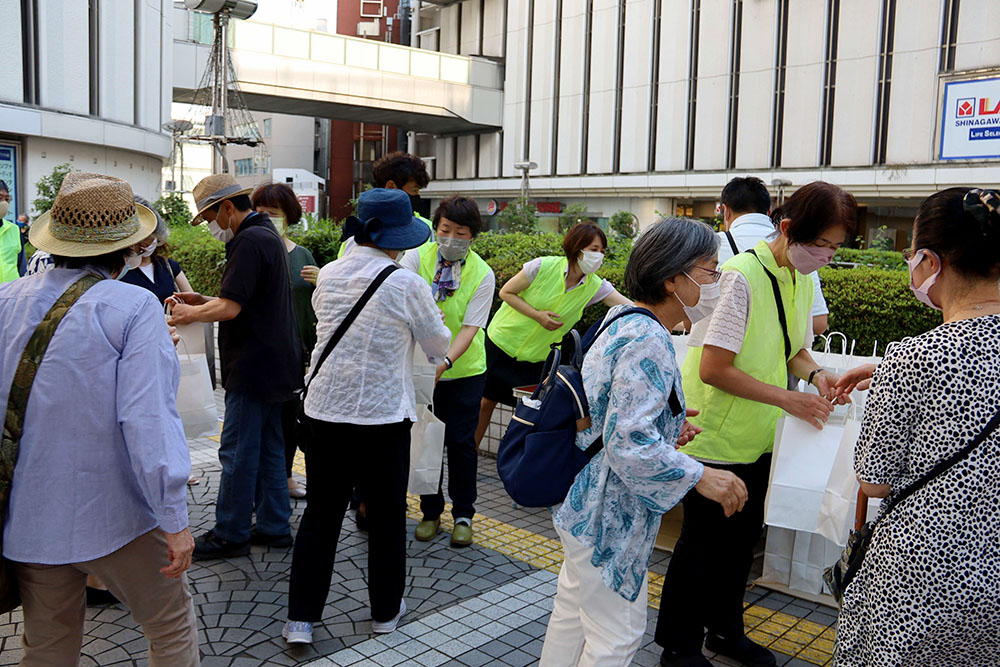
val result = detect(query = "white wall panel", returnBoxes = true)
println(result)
[556,0,587,174]
[829,0,880,167]
[461,0,481,55]
[779,1,825,168]
[586,0,620,174]
[440,6,460,54]
[457,135,477,178]
[654,1,691,172]
[435,137,456,178]
[482,0,506,57]
[884,1,939,164]
[159,0,172,132]
[734,0,775,169]
[100,0,135,124]
[0,0,24,104]
[38,0,90,115]
[528,1,558,174]
[953,0,1000,72]
[692,0,730,170]
[479,132,501,178]
[618,0,653,173]
[501,0,529,176]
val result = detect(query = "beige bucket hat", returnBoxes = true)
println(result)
[28,173,157,257]
[191,173,253,224]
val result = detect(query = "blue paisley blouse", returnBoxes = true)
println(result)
[553,306,705,602]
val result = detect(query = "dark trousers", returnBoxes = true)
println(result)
[281,399,300,478]
[288,419,411,623]
[419,374,486,521]
[655,454,772,655]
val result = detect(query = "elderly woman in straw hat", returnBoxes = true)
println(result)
[0,173,199,665]
[282,188,452,645]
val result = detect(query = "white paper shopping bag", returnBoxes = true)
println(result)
[412,343,437,407]
[408,405,446,496]
[176,350,219,439]
[765,415,846,532]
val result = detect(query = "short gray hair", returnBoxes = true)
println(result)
[625,217,719,304]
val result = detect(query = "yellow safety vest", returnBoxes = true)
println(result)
[417,243,491,379]
[680,240,815,463]
[337,213,434,258]
[0,221,21,283]
[486,256,602,363]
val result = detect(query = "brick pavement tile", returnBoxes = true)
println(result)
[498,629,533,649]
[477,640,514,659]
[499,649,535,666]
[413,650,451,666]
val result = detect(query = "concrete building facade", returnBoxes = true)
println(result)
[419,0,1000,247]
[0,0,173,218]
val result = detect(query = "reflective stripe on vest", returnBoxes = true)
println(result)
[680,239,815,463]
[418,243,490,379]
[486,256,602,363]
[0,222,21,283]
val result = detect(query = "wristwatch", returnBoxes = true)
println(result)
[808,369,824,386]
[444,356,454,369]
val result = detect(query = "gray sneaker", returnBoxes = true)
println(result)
[282,620,313,645]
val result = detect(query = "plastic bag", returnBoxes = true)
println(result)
[176,345,218,439]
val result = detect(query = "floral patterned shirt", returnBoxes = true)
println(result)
[554,306,705,601]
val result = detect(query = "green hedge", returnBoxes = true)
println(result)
[167,226,939,353]
[832,248,906,271]
[817,266,941,355]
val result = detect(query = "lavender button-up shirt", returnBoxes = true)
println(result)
[0,268,190,564]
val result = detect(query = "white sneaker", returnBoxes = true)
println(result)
[372,600,406,634]
[282,620,313,644]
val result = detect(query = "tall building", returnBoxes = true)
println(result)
[0,0,173,219]
[419,0,1000,248]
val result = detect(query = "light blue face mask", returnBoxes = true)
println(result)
[116,264,131,280]
[116,251,141,280]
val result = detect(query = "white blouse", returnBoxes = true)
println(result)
[304,246,451,425]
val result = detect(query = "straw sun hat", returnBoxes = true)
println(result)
[191,173,252,224]
[29,173,157,258]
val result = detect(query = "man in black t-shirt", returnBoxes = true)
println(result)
[169,174,303,559]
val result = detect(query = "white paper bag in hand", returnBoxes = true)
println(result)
[671,334,691,370]
[176,350,219,439]
[765,415,846,532]
[412,343,437,407]
[408,405,446,496]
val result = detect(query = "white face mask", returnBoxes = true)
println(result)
[208,219,234,243]
[438,237,472,262]
[675,272,721,323]
[0,201,9,219]
[578,250,604,275]
[138,238,158,258]
[270,216,286,235]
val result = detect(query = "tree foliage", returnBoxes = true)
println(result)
[32,163,75,215]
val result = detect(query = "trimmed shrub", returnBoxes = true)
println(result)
[832,248,906,271]
[818,266,941,355]
[167,224,226,296]
[287,218,344,268]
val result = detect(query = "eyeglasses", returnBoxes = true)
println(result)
[902,248,922,261]
[693,265,722,282]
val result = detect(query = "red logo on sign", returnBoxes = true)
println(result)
[979,98,1000,116]
[957,98,976,117]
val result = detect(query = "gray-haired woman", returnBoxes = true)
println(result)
[540,217,748,667]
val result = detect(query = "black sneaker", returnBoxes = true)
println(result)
[250,528,293,548]
[705,633,776,667]
[660,650,712,667]
[193,531,251,560]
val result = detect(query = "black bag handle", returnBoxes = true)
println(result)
[747,249,792,361]
[303,264,399,399]
[724,231,740,256]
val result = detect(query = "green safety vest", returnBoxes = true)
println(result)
[0,221,21,283]
[417,243,491,379]
[680,239,815,463]
[486,256,602,363]
[337,212,434,259]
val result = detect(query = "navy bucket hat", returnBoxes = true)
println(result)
[341,188,430,251]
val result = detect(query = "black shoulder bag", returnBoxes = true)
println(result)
[824,407,1000,605]
[295,265,399,442]
[747,249,792,361]
[724,231,740,256]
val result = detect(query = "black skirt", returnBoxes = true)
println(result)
[483,335,546,407]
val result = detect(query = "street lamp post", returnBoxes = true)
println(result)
[771,178,792,207]
[514,161,538,201]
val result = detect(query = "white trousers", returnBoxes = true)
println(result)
[539,522,648,667]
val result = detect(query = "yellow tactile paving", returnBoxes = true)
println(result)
[286,449,835,664]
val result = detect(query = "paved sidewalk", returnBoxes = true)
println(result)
[0,390,839,666]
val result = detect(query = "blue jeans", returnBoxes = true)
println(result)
[214,391,291,542]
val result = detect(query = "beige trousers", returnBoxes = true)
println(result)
[13,529,200,666]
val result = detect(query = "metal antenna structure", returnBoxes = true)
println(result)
[182,0,265,175]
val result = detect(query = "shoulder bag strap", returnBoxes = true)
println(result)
[724,231,740,256]
[303,264,399,398]
[873,407,1000,527]
[1,274,102,507]
[585,307,662,355]
[747,249,792,361]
